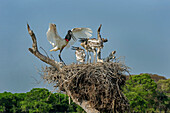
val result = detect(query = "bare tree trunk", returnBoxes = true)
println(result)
[67,91,99,113]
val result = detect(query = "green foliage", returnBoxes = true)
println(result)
[156,79,170,112]
[156,91,170,112]
[20,88,62,112]
[0,88,84,113]
[0,92,13,112]
[0,92,26,113]
[145,73,167,82]
[50,93,70,112]
[76,105,85,113]
[123,74,157,112]
[157,79,170,93]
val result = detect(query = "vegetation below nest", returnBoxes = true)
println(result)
[0,73,169,113]
[0,88,85,113]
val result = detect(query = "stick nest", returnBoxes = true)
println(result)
[43,62,130,112]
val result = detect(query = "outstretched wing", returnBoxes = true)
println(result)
[72,28,92,39]
[66,28,93,48]
[46,23,62,47]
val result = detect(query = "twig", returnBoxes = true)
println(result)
[40,47,49,58]
[27,24,61,71]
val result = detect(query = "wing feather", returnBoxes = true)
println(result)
[46,23,62,47]
[72,28,92,39]
[66,27,92,48]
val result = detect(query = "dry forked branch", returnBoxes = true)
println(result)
[97,24,102,40]
[27,24,61,71]
[97,24,103,61]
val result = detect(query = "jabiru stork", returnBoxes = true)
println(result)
[46,23,92,65]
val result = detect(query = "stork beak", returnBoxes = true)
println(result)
[71,46,76,50]
[71,46,79,50]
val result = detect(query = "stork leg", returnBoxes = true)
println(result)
[89,52,92,63]
[76,60,78,64]
[97,47,101,62]
[93,50,96,63]
[86,50,89,63]
[58,48,66,66]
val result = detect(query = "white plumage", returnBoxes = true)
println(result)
[79,38,102,63]
[79,37,108,63]
[72,46,86,64]
[71,28,92,39]
[46,23,92,64]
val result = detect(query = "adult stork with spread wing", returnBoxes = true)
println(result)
[46,23,92,65]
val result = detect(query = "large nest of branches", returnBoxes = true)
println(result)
[43,62,130,112]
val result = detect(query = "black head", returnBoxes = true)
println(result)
[65,30,77,41]
[68,30,72,35]
[65,30,72,41]
[67,30,77,41]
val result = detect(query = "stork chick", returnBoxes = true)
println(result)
[72,46,86,64]
[98,51,116,62]
[79,38,96,63]
[79,38,108,63]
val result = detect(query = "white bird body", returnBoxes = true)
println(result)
[75,49,86,63]
[72,46,86,64]
[49,39,67,52]
[79,37,108,63]
[46,23,92,64]
[46,24,68,52]
[87,38,102,49]
[80,38,101,63]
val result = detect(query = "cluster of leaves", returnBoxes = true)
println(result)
[123,73,170,113]
[0,92,26,112]
[157,79,170,94]
[0,88,84,113]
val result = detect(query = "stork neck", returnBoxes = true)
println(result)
[65,32,72,42]
[65,38,69,42]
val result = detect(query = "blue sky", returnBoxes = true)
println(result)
[0,0,170,93]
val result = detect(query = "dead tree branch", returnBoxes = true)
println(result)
[97,24,102,40]
[27,24,61,71]
[97,24,103,61]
